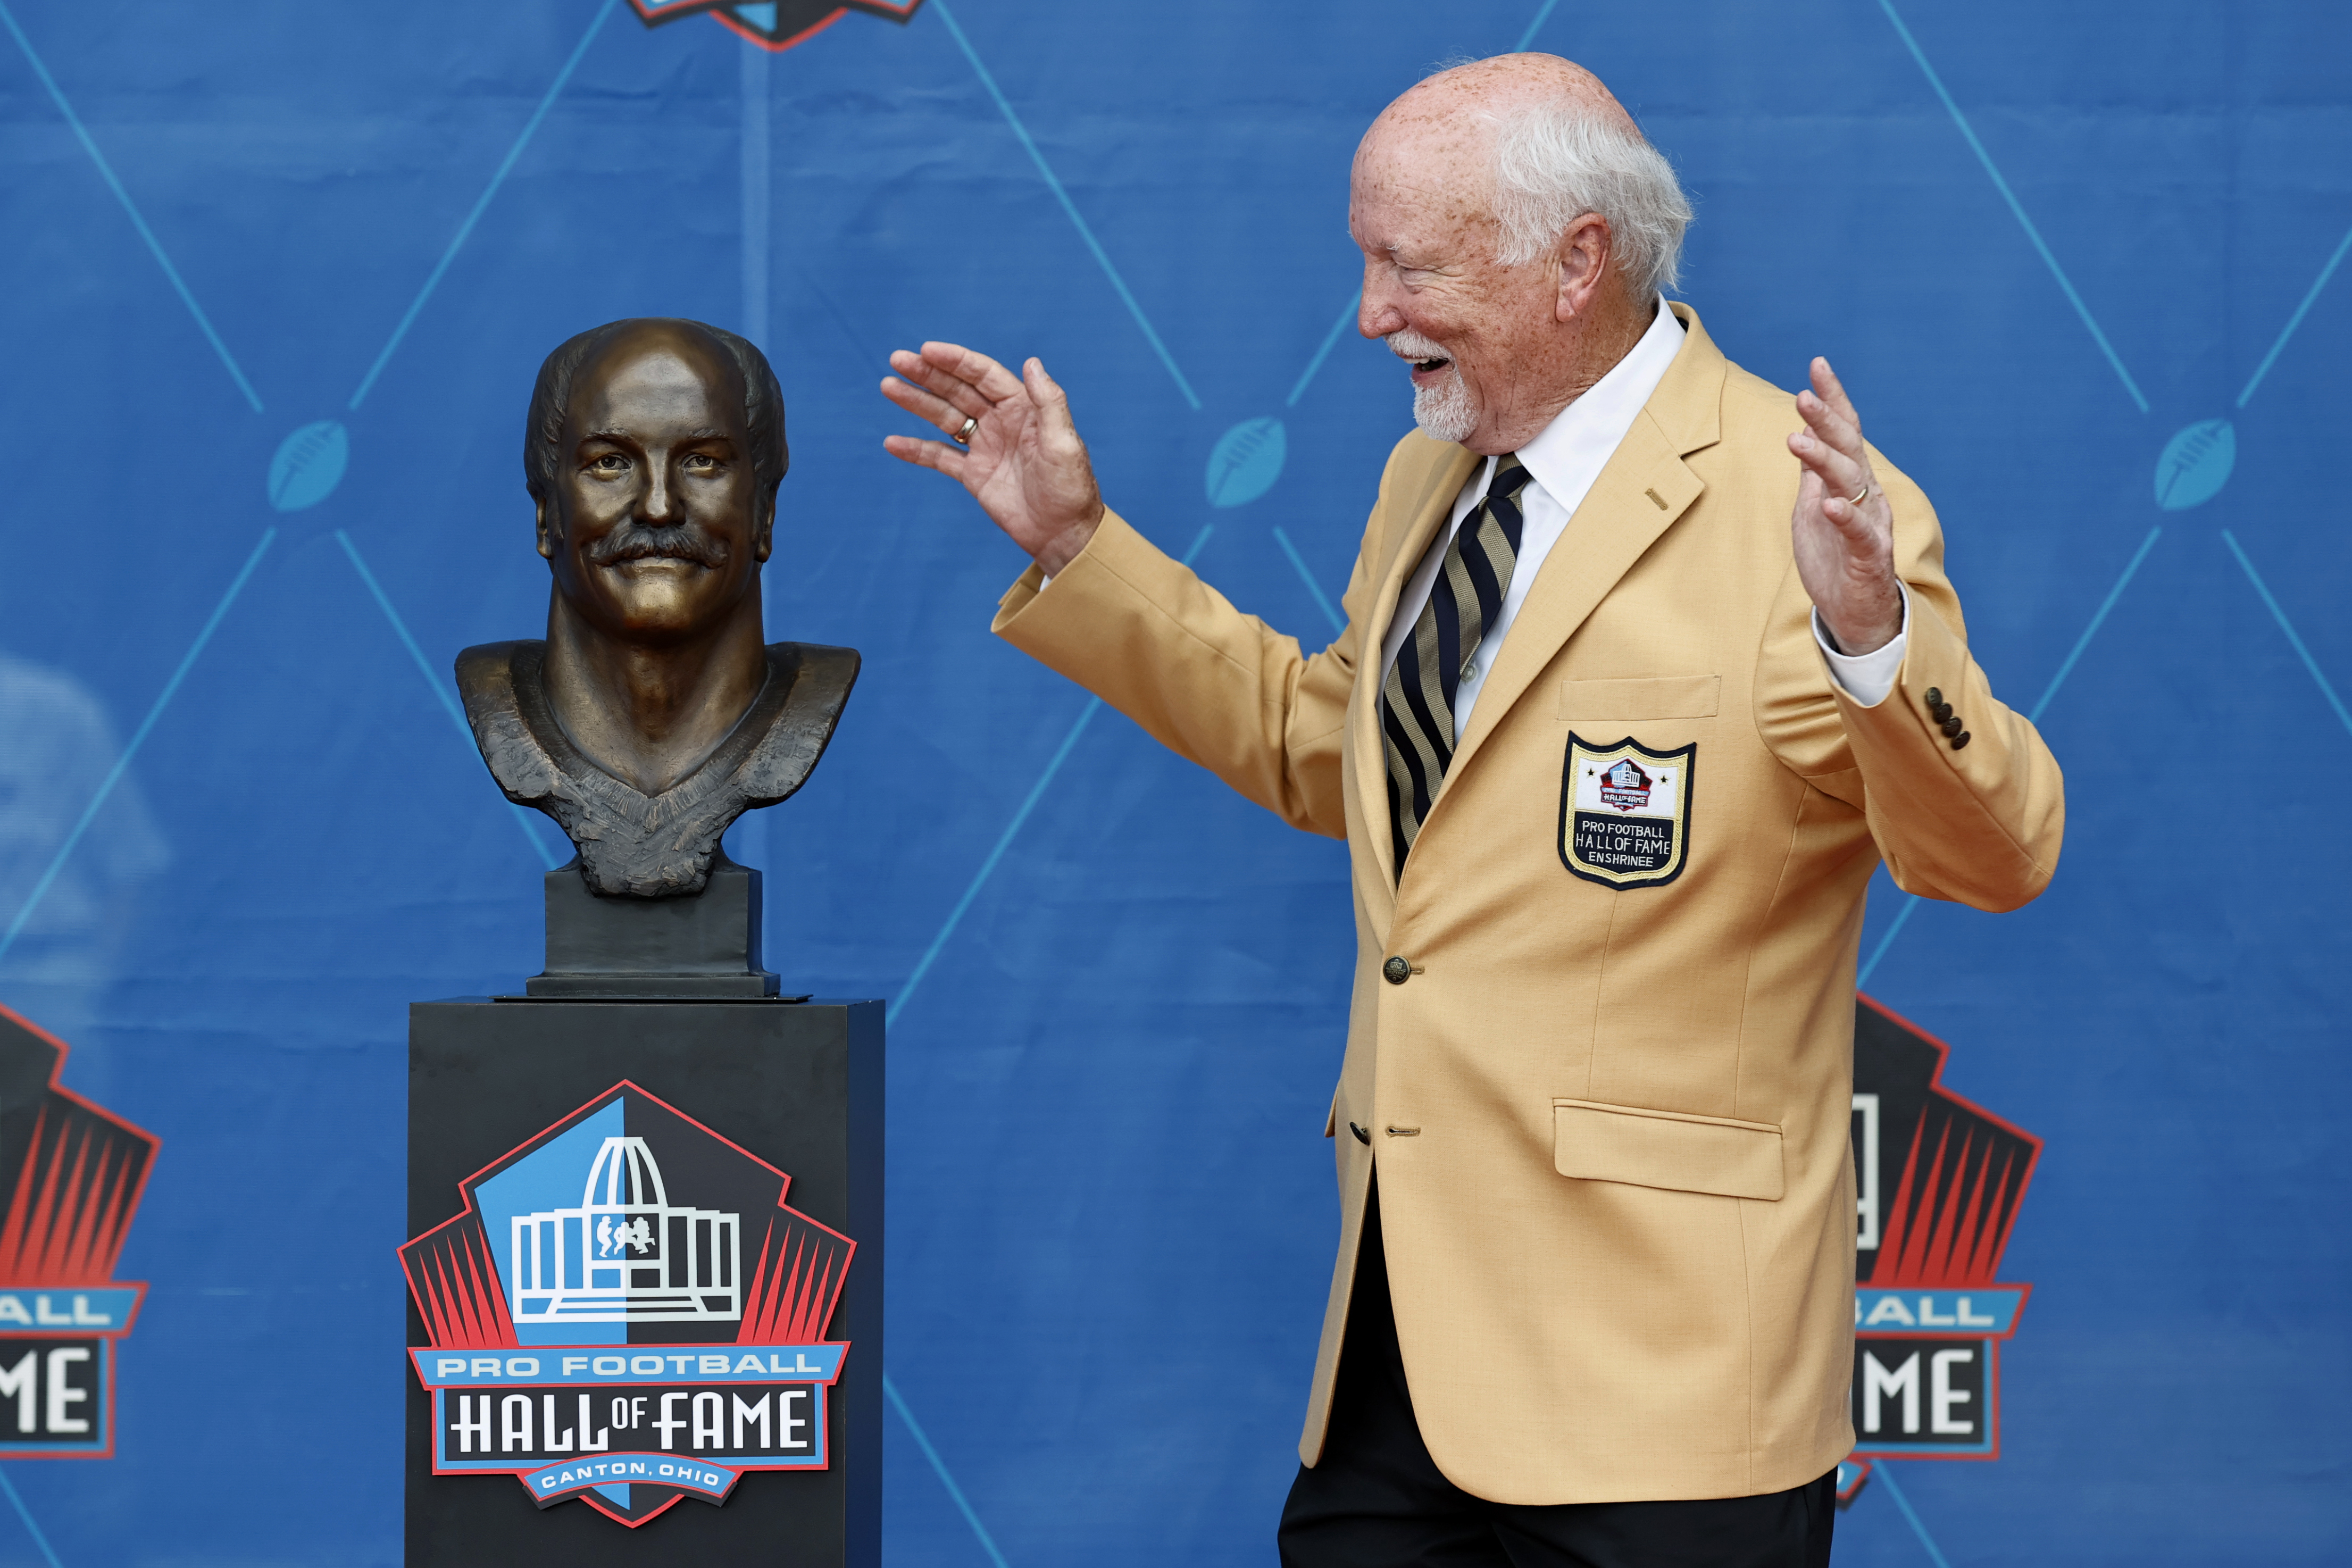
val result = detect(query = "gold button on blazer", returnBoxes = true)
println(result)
[991,304,2063,1505]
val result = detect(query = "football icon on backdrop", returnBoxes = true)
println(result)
[629,0,923,53]
[403,1081,855,1528]
[0,1007,158,1461]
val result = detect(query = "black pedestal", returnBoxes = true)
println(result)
[532,853,783,998]
[406,998,882,1565]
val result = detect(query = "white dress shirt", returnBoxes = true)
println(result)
[1382,299,1906,738]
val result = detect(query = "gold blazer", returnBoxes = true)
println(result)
[991,304,2063,1504]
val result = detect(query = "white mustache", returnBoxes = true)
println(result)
[1386,330,1451,363]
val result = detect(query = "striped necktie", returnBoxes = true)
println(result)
[1380,454,1532,877]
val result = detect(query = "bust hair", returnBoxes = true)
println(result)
[522,318,788,503]
[1483,98,1693,301]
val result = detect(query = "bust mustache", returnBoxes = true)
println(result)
[584,521,733,571]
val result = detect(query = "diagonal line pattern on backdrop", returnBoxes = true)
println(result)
[929,0,1202,411]
[335,532,565,869]
[2237,216,2352,410]
[2221,530,2352,739]
[1273,525,1344,635]
[1876,0,2150,414]
[889,523,1212,1028]
[1287,288,1364,409]
[1513,0,1564,52]
[1854,894,1922,992]
[2028,524,2163,725]
[1857,524,2164,989]
[348,0,619,411]
[1871,1463,1956,1568]
[0,0,265,413]
[0,529,278,965]
[884,1372,1013,1568]
[0,1466,63,1568]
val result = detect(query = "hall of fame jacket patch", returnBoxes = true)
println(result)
[402,1081,854,1529]
[1558,734,1695,889]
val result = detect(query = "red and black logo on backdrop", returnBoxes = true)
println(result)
[629,0,923,54]
[1839,997,2040,1504]
[0,1006,157,1461]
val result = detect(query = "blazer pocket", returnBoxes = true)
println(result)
[1552,1098,1784,1200]
[1557,675,1721,722]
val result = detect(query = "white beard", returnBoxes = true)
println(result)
[1388,329,1478,445]
[1412,370,1478,445]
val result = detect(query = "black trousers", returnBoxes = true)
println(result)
[1279,1183,1835,1568]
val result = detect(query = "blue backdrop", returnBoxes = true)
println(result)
[1,0,2347,1562]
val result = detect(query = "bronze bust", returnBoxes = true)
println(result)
[457,318,857,898]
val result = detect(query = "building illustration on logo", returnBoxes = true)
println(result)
[510,1137,743,1325]
[628,0,924,54]
[1596,758,1652,811]
[0,1006,159,1462]
[404,1081,854,1528]
[1836,996,2040,1506]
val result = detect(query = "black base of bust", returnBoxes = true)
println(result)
[529,853,782,998]
[406,997,882,1565]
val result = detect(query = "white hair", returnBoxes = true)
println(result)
[1486,99,1692,300]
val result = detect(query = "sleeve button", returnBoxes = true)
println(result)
[1382,956,1411,985]
[1923,687,1944,708]
[1951,731,1972,750]
[1941,714,1964,738]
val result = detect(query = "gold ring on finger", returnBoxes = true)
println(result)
[953,415,978,447]
[1847,481,1870,506]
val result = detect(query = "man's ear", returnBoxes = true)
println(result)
[755,492,775,563]
[1555,212,1613,323]
[535,498,555,560]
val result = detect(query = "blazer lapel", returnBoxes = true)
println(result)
[1437,306,1729,793]
[1352,441,1480,904]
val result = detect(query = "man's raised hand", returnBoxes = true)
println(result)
[882,343,1106,576]
[1787,356,1903,656]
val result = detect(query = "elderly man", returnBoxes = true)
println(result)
[882,53,2060,1568]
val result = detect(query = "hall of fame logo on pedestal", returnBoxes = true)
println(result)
[1834,996,2040,1507]
[402,1081,854,1528]
[0,1007,157,1462]
[1558,734,1695,889]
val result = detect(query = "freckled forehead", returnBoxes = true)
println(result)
[1350,120,1496,248]
[570,328,747,433]
[1349,54,1638,245]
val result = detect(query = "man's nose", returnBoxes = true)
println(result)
[1358,267,1405,340]
[639,459,678,523]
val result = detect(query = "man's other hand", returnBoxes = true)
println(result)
[1787,357,1903,655]
[882,343,1106,577]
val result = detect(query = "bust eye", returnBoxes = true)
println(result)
[680,453,720,473]
[587,453,631,473]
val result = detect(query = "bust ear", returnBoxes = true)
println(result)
[535,498,555,560]
[754,492,775,563]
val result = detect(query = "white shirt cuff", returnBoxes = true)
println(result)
[1813,584,1908,708]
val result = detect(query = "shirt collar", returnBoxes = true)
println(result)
[1508,296,1688,512]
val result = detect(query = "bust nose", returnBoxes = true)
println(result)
[638,461,678,524]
